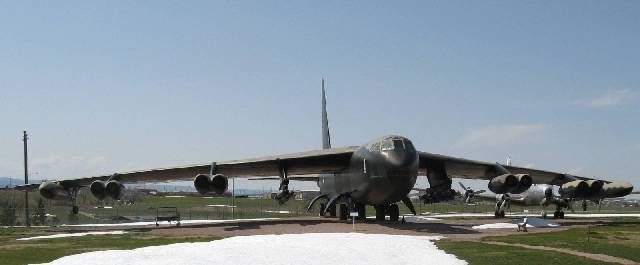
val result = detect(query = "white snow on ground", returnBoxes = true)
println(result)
[206,204,236,208]
[61,218,279,227]
[35,233,467,265]
[263,210,291,214]
[473,218,560,230]
[18,231,126,241]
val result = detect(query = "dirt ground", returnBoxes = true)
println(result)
[81,217,610,241]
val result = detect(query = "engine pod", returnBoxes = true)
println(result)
[38,182,69,200]
[488,174,518,194]
[90,180,107,200]
[105,181,125,200]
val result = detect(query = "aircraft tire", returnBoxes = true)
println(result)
[328,204,337,217]
[72,206,79,215]
[553,211,559,219]
[494,210,499,218]
[375,205,386,221]
[319,203,325,217]
[499,210,505,218]
[389,204,400,222]
[356,204,366,220]
[338,204,348,220]
[559,211,565,219]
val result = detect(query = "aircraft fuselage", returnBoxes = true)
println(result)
[318,135,418,206]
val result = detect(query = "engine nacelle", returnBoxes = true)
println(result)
[193,174,228,195]
[38,182,70,200]
[90,180,108,200]
[601,181,633,198]
[488,174,518,194]
[509,174,533,194]
[106,181,125,200]
[559,180,589,198]
[90,180,125,200]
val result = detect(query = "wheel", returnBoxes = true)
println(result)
[553,211,559,219]
[559,211,565,219]
[72,206,79,215]
[155,223,159,227]
[328,204,337,217]
[389,204,400,222]
[375,205,386,221]
[494,210,499,218]
[356,204,366,220]
[319,203,326,217]
[338,204,348,220]
[499,210,505,218]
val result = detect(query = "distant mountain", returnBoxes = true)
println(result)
[0,177,42,187]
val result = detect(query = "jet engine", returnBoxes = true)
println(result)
[559,179,605,198]
[601,181,634,198]
[193,174,228,195]
[38,182,70,200]
[90,180,126,200]
[509,174,533,194]
[488,174,518,194]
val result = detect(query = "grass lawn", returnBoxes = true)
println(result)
[0,228,219,265]
[482,222,640,262]
[436,240,615,265]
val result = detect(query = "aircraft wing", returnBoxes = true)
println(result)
[419,151,597,186]
[8,146,358,192]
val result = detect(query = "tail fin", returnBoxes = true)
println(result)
[321,79,331,149]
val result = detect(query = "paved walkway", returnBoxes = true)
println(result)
[482,241,637,265]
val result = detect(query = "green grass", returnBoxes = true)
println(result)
[436,240,615,265]
[0,228,219,265]
[482,222,640,262]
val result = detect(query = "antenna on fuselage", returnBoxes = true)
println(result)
[321,78,331,149]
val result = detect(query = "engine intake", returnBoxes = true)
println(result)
[559,180,589,198]
[38,182,69,200]
[193,174,228,195]
[90,180,125,200]
[488,174,518,194]
[510,174,533,194]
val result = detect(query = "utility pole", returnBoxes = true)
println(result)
[23,131,30,227]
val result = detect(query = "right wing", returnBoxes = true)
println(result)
[419,151,599,185]
[8,146,358,192]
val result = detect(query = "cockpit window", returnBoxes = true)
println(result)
[381,140,394,151]
[369,142,381,152]
[393,139,405,150]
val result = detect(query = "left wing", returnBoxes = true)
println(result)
[419,151,599,185]
[8,146,358,192]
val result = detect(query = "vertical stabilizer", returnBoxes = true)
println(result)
[321,79,331,149]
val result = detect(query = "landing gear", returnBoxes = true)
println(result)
[328,204,337,217]
[375,205,386,221]
[72,206,79,215]
[553,210,565,219]
[319,203,325,216]
[338,204,349,220]
[494,210,505,218]
[355,203,366,220]
[388,204,400,222]
[582,200,588,212]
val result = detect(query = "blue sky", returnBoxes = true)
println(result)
[0,1,638,194]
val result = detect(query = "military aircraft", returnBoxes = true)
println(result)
[7,80,634,222]
[478,181,634,218]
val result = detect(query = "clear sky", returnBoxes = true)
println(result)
[0,1,638,194]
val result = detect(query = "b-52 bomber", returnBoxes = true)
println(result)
[8,80,634,222]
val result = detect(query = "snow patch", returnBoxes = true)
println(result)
[206,204,236,208]
[35,233,467,265]
[61,218,279,227]
[263,210,291,214]
[18,231,126,241]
